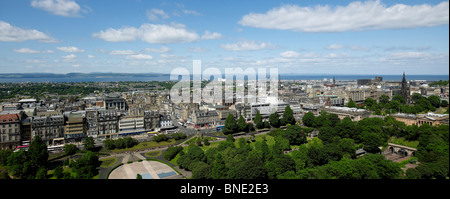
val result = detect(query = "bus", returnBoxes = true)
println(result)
[14,145,29,152]
[47,145,64,153]
[216,125,225,132]
[146,131,159,137]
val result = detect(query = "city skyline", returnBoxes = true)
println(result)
[0,0,449,75]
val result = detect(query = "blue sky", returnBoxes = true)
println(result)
[0,0,448,75]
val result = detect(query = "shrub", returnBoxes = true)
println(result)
[163,146,184,161]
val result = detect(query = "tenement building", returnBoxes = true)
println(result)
[0,113,21,149]
[144,110,160,130]
[31,115,64,145]
[191,110,219,128]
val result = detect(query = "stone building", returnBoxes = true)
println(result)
[31,115,65,145]
[104,95,127,111]
[191,110,219,128]
[160,114,173,129]
[144,110,160,130]
[391,113,449,126]
[320,106,371,121]
[119,115,144,133]
[85,110,99,138]
[64,113,86,139]
[0,113,21,149]
[97,110,119,137]
[85,109,118,138]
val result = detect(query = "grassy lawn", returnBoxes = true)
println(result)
[145,150,162,157]
[108,139,177,153]
[100,157,118,168]
[388,137,419,148]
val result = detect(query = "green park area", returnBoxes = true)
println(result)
[161,105,448,179]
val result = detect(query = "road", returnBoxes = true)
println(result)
[90,115,221,148]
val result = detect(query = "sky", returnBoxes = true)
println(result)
[0,0,448,75]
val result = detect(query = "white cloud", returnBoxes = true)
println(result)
[387,52,431,59]
[325,44,345,50]
[62,54,76,59]
[201,31,222,40]
[183,9,202,16]
[109,50,136,55]
[325,53,349,58]
[13,48,54,54]
[57,46,85,53]
[31,0,86,17]
[0,21,57,42]
[27,59,47,63]
[147,9,169,21]
[143,46,170,53]
[239,1,449,32]
[349,45,371,52]
[220,40,272,51]
[126,54,153,60]
[93,23,200,44]
[87,55,95,58]
[280,51,301,58]
[188,47,207,53]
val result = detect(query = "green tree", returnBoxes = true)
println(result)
[7,150,33,179]
[136,174,143,179]
[53,166,64,179]
[441,100,448,107]
[254,140,270,162]
[254,110,264,129]
[392,95,406,105]
[379,94,390,107]
[411,93,423,103]
[284,125,307,145]
[83,137,96,151]
[307,145,328,167]
[269,112,281,128]
[211,153,228,179]
[282,105,296,125]
[228,152,267,179]
[265,155,296,179]
[346,99,357,108]
[327,113,340,127]
[103,139,115,150]
[72,151,100,179]
[63,144,78,155]
[28,136,48,170]
[237,115,248,133]
[361,131,383,153]
[154,134,168,143]
[223,114,237,135]
[203,138,210,146]
[302,112,315,127]
[226,134,235,142]
[364,97,377,109]
[191,162,212,179]
[35,167,47,179]
[427,95,441,108]
[0,149,12,166]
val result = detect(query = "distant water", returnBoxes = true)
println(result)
[280,74,449,81]
[0,76,170,83]
[0,74,448,83]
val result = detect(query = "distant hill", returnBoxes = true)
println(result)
[0,72,170,78]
